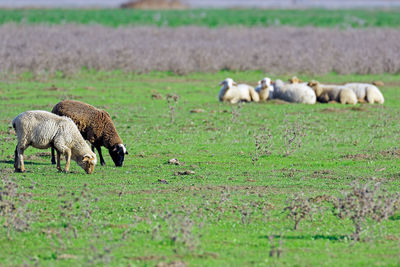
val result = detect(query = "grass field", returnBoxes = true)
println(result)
[0,8,400,27]
[1,71,400,266]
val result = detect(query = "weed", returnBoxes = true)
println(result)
[166,93,180,124]
[251,127,273,165]
[0,176,33,240]
[231,101,244,123]
[284,193,316,230]
[331,179,400,241]
[282,117,306,157]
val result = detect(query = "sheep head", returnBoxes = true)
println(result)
[259,77,272,89]
[109,144,128,167]
[307,80,323,97]
[219,78,237,89]
[288,76,303,84]
[78,153,97,174]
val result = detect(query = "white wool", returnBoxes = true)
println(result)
[219,78,259,103]
[344,83,384,104]
[273,80,316,104]
[12,110,96,173]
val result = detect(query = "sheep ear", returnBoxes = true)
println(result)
[123,144,128,154]
[233,82,238,86]
[82,154,92,162]
[257,80,261,85]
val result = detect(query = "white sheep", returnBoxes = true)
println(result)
[12,110,97,174]
[218,78,260,104]
[307,80,358,104]
[255,77,273,101]
[271,79,316,104]
[344,83,384,104]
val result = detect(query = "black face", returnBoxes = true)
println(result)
[109,145,127,167]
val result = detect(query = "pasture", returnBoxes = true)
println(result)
[1,70,400,266]
[0,8,400,28]
[1,7,400,267]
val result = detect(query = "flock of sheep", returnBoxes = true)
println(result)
[11,77,384,174]
[218,76,385,105]
[12,100,128,174]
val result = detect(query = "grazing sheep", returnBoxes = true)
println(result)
[12,110,96,174]
[307,80,358,105]
[344,83,384,104]
[51,100,128,167]
[255,77,273,101]
[219,78,260,104]
[271,79,316,104]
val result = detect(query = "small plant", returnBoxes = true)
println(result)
[283,193,316,230]
[57,183,98,238]
[268,235,283,258]
[282,117,306,157]
[251,127,273,165]
[0,176,34,239]
[231,101,244,123]
[166,93,180,124]
[331,179,400,241]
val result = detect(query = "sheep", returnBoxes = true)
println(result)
[271,79,316,104]
[343,83,384,104]
[218,78,260,104]
[255,77,273,101]
[307,80,358,105]
[51,100,128,167]
[288,76,303,84]
[12,110,97,174]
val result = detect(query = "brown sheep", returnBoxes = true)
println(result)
[51,100,128,167]
[307,80,358,105]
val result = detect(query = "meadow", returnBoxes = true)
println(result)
[0,8,400,28]
[1,7,400,267]
[1,70,400,266]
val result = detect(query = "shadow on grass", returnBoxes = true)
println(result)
[0,160,48,166]
[261,234,347,242]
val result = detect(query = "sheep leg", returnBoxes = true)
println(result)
[366,87,375,104]
[15,145,26,173]
[56,150,62,172]
[51,147,56,165]
[14,145,18,170]
[95,146,106,166]
[64,148,71,173]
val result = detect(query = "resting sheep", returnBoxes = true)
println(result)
[51,100,128,167]
[255,77,273,101]
[344,83,384,104]
[12,110,97,174]
[219,78,260,104]
[307,80,358,105]
[271,79,316,104]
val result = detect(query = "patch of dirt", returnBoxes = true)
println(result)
[130,255,166,261]
[174,170,195,176]
[190,108,205,113]
[321,107,347,113]
[342,153,373,160]
[151,93,164,100]
[44,84,64,91]
[58,254,78,260]
[121,0,187,10]
[311,170,337,179]
[25,152,51,160]
[343,148,400,160]
[268,99,290,105]
[157,261,187,267]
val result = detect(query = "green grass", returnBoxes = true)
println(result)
[1,70,400,266]
[0,8,400,27]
